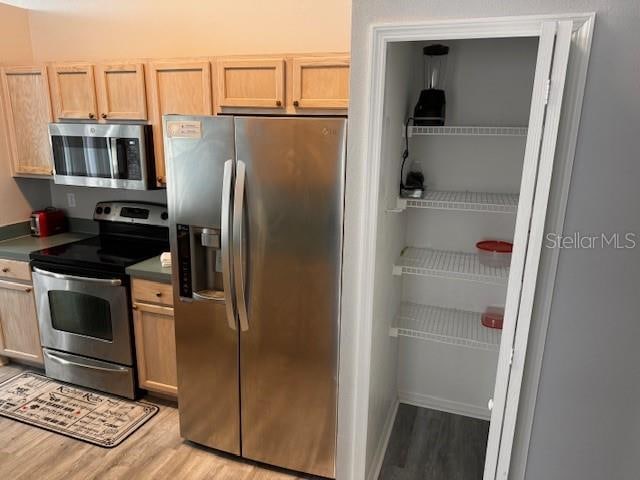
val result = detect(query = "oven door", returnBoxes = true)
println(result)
[32,267,133,366]
[49,123,150,190]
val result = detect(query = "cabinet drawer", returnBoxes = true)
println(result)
[131,278,173,307]
[0,259,32,282]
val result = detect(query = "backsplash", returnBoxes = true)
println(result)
[50,184,167,219]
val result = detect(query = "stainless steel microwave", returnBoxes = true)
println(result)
[49,123,155,190]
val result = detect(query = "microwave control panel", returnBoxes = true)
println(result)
[120,138,142,181]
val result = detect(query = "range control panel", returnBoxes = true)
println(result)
[93,201,169,227]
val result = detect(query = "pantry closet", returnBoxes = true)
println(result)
[356,16,594,480]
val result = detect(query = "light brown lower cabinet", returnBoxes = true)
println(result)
[132,288,178,398]
[0,274,43,366]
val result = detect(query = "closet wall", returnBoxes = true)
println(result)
[365,42,414,467]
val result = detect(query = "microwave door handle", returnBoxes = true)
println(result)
[233,160,249,332]
[33,267,122,286]
[109,137,119,179]
[221,159,237,331]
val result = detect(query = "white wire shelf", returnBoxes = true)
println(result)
[393,247,509,285]
[408,126,528,137]
[395,191,519,213]
[390,302,501,351]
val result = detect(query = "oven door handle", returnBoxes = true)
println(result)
[44,350,129,374]
[33,267,122,286]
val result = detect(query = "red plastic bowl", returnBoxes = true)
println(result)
[476,240,513,253]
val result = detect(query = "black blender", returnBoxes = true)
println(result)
[413,44,449,126]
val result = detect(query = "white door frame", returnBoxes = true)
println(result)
[338,12,595,480]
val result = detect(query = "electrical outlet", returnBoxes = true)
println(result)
[67,193,76,208]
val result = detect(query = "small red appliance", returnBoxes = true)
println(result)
[30,208,67,237]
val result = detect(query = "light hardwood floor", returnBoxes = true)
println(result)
[0,364,310,480]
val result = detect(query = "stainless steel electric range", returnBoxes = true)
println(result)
[30,201,169,399]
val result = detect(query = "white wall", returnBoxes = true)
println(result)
[346,2,640,480]
[6,0,351,61]
[0,2,51,226]
[50,185,167,218]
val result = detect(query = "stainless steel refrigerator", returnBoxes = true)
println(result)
[164,115,346,478]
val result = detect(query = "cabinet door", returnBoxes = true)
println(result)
[291,56,350,109]
[132,302,178,397]
[50,63,98,120]
[216,58,285,108]
[0,279,43,365]
[0,66,54,176]
[95,62,147,120]
[148,60,212,185]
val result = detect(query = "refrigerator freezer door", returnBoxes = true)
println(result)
[234,117,346,477]
[164,115,241,455]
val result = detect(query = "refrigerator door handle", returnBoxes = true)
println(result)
[221,159,237,331]
[233,160,249,332]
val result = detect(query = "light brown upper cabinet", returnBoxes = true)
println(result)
[147,60,212,185]
[0,66,54,176]
[95,62,147,120]
[49,63,98,120]
[216,58,285,109]
[291,55,350,110]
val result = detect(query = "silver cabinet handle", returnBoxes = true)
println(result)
[44,350,128,373]
[233,160,249,332]
[33,267,122,286]
[221,159,237,331]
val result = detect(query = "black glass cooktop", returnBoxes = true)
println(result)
[30,235,169,274]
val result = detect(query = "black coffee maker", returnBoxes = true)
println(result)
[413,44,449,126]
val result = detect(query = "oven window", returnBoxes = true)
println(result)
[48,291,113,341]
[51,136,111,178]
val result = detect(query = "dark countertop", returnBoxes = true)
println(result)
[125,255,172,284]
[0,233,92,262]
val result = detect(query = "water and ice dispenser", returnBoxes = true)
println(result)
[176,224,225,301]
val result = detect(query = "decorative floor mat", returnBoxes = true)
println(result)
[0,371,158,448]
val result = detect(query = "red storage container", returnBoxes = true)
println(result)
[482,306,504,329]
[476,240,513,268]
